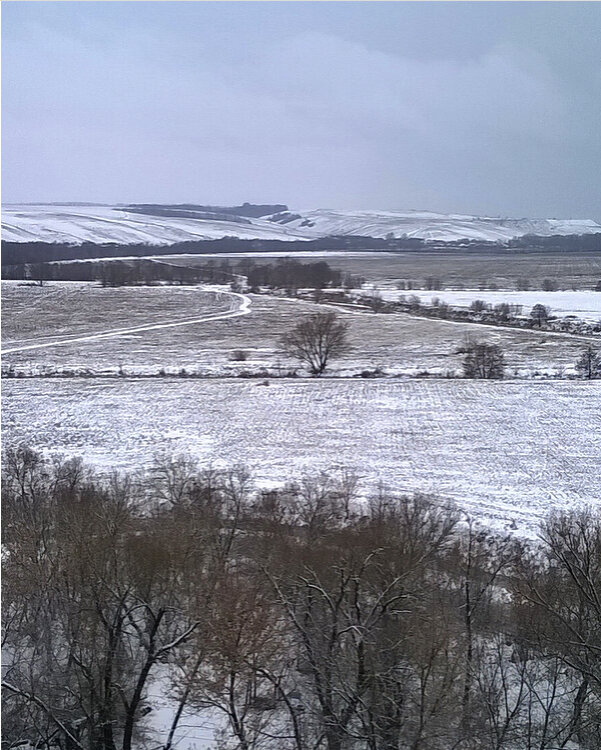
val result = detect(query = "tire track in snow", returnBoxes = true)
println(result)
[1,290,251,354]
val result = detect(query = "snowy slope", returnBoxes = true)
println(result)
[2,203,600,245]
[270,209,601,242]
[0,204,311,244]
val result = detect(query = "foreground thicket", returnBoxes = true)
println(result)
[2,448,601,750]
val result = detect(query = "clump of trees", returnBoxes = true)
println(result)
[3,447,601,750]
[463,342,505,379]
[342,272,365,291]
[576,345,601,379]
[424,276,443,290]
[243,259,342,293]
[278,312,351,375]
[530,303,550,327]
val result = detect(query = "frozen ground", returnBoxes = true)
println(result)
[1,282,239,345]
[144,669,217,750]
[3,378,599,535]
[1,282,592,377]
[1,285,250,355]
[360,288,601,322]
[3,203,600,244]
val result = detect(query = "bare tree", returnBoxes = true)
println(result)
[575,346,601,380]
[530,304,550,328]
[469,299,489,313]
[463,343,505,379]
[28,262,51,286]
[278,312,351,375]
[8,449,601,750]
[516,509,601,747]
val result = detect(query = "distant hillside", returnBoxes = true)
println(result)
[267,209,601,243]
[2,202,600,246]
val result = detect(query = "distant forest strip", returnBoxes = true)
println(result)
[1,256,349,289]
[2,232,601,266]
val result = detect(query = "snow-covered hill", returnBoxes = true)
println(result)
[0,204,309,245]
[268,209,601,243]
[2,203,600,245]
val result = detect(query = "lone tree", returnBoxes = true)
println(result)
[576,346,601,380]
[463,343,505,379]
[279,312,350,375]
[530,303,550,328]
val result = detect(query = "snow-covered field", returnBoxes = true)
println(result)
[0,282,241,346]
[1,282,591,376]
[361,288,601,322]
[3,203,600,245]
[2,280,600,537]
[3,378,599,535]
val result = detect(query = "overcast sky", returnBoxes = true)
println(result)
[2,1,600,218]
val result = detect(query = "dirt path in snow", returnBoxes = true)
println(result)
[0,289,251,354]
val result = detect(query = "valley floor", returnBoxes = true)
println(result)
[3,377,599,535]
[2,279,600,536]
[1,281,592,377]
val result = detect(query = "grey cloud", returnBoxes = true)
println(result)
[2,3,599,218]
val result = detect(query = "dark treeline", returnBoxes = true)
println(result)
[243,259,343,290]
[2,257,349,291]
[2,259,234,286]
[507,233,601,250]
[3,447,600,750]
[1,236,423,266]
[123,202,288,220]
[3,233,601,267]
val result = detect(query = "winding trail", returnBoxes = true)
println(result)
[0,289,252,355]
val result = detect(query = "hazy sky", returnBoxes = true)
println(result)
[3,1,600,218]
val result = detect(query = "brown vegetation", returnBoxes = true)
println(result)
[3,448,601,749]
